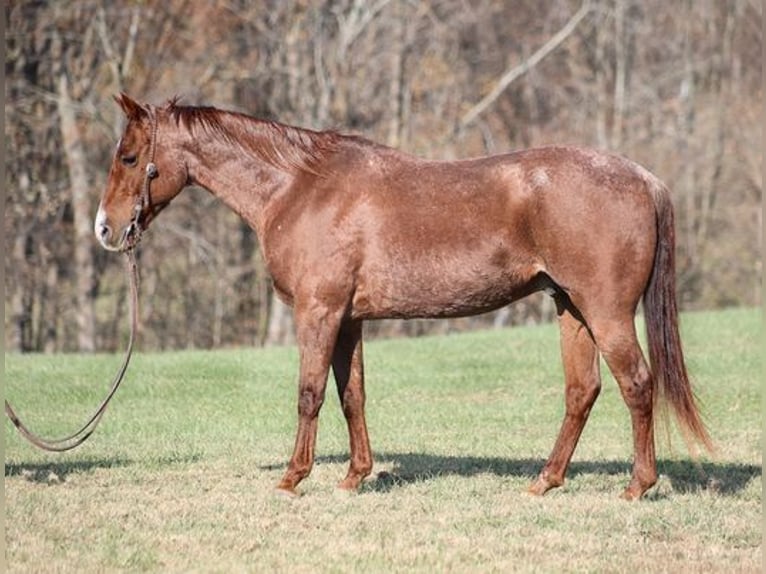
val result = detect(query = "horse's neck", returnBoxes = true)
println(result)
[182,120,298,236]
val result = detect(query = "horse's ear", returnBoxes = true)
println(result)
[114,93,147,120]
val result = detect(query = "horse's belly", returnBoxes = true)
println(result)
[351,259,537,320]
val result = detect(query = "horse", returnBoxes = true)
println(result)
[95,94,712,499]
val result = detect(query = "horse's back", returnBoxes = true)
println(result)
[323,143,664,320]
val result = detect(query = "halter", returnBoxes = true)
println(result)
[124,108,159,251]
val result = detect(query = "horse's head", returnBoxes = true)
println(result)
[95,94,187,251]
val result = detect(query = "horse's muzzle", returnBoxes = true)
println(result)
[94,204,135,252]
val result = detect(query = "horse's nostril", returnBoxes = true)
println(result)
[98,223,111,241]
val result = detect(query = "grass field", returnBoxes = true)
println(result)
[5,307,762,572]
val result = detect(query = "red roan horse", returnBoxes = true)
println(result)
[96,94,712,499]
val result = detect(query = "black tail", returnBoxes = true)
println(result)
[643,189,713,454]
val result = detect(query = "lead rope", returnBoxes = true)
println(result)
[4,244,140,452]
[6,107,158,452]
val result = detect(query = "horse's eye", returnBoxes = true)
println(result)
[121,154,137,167]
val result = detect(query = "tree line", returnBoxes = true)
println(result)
[5,0,762,352]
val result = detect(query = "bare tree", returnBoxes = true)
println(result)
[55,69,96,351]
[5,0,761,352]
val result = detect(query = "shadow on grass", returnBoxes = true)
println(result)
[4,457,132,484]
[5,452,202,484]
[304,453,760,496]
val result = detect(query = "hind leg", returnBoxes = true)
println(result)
[529,298,601,495]
[591,317,657,500]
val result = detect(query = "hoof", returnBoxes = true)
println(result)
[620,476,655,500]
[337,476,364,492]
[527,475,562,496]
[275,484,300,498]
[619,488,642,501]
[619,484,647,501]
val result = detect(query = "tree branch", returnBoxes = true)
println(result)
[458,1,592,131]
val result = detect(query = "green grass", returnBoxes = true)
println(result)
[5,308,762,572]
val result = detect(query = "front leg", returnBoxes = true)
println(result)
[277,300,344,496]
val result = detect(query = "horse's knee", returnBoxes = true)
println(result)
[586,378,602,402]
[341,386,365,417]
[298,387,325,418]
[565,372,601,415]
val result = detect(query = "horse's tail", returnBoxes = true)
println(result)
[643,186,713,454]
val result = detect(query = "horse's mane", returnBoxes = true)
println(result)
[164,97,344,176]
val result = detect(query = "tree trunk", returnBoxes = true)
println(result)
[265,293,294,346]
[9,233,31,351]
[56,72,96,352]
[38,242,60,353]
[386,4,405,148]
[611,0,627,149]
[594,8,608,149]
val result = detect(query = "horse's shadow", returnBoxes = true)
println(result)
[8,452,759,496]
[311,452,760,497]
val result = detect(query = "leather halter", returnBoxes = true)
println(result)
[124,108,159,251]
